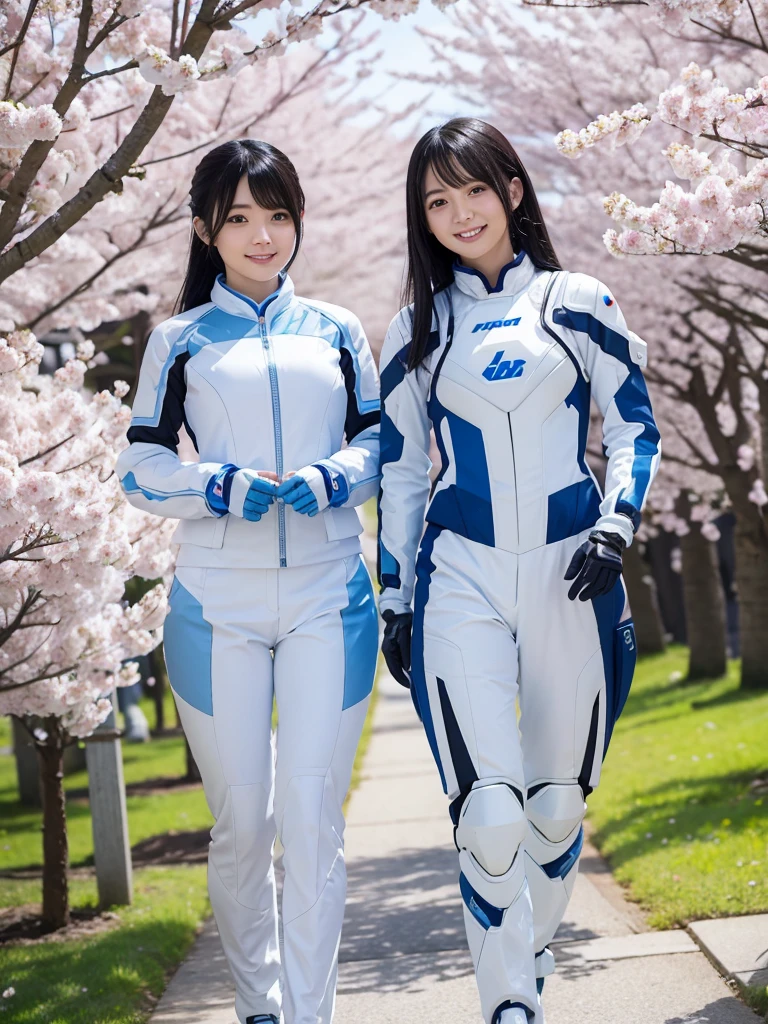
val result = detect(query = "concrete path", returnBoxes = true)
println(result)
[150,670,763,1024]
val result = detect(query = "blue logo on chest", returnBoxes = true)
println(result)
[483,350,526,381]
[472,317,521,333]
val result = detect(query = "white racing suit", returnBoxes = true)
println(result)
[118,274,380,1024]
[378,252,661,1024]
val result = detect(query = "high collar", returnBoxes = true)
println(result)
[453,249,537,300]
[211,272,295,330]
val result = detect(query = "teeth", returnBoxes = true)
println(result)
[458,227,483,238]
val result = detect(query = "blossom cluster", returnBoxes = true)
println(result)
[602,176,764,257]
[0,330,175,737]
[657,63,768,142]
[555,104,651,159]
[0,101,62,149]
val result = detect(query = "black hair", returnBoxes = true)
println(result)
[176,139,305,313]
[404,117,561,370]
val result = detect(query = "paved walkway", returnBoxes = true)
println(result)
[150,670,763,1024]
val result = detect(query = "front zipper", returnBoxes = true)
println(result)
[259,315,287,567]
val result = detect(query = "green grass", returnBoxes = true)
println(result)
[0,688,213,903]
[0,866,209,1024]
[589,646,768,929]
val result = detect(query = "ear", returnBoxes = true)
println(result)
[509,176,524,212]
[193,216,211,246]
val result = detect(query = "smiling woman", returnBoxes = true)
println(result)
[113,139,381,1024]
[377,116,661,1024]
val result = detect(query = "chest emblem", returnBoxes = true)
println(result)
[482,350,526,382]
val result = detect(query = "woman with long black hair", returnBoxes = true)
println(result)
[378,118,660,1024]
[117,139,380,1024]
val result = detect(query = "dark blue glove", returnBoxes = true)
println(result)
[277,474,320,516]
[564,529,625,601]
[381,609,413,689]
[228,470,278,522]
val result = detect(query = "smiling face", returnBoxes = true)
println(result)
[194,174,298,303]
[423,164,523,284]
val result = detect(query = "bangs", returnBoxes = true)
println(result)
[422,129,509,195]
[425,140,478,191]
[244,156,296,213]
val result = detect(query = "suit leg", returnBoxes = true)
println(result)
[164,566,280,1024]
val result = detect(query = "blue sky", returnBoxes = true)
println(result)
[349,3,472,129]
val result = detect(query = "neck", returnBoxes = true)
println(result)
[224,269,281,306]
[459,234,516,289]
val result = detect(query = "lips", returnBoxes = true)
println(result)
[246,253,277,263]
[454,225,487,242]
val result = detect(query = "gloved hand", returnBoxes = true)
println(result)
[381,609,413,688]
[228,470,279,522]
[277,472,320,517]
[564,529,625,601]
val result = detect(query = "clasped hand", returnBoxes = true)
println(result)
[228,469,319,522]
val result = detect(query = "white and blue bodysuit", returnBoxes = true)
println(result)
[118,274,380,1024]
[377,252,660,1024]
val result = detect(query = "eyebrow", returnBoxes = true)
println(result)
[424,181,481,200]
[228,203,253,209]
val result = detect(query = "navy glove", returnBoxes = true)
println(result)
[381,609,413,689]
[228,470,278,522]
[564,529,625,601]
[277,473,320,516]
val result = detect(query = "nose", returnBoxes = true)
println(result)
[250,224,272,246]
[452,201,473,224]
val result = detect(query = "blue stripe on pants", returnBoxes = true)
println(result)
[411,523,448,792]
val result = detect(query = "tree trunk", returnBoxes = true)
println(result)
[185,737,201,782]
[733,515,768,689]
[679,523,727,681]
[622,542,666,655]
[149,643,167,733]
[37,718,69,932]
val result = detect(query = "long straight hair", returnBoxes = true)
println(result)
[404,117,561,370]
[176,139,305,314]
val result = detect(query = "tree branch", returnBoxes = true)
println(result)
[2,0,42,100]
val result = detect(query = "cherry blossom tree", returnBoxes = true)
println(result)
[0,329,174,930]
[0,0,455,293]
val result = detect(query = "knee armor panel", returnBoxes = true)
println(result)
[527,783,585,844]
[455,783,527,877]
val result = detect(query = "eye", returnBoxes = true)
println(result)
[227,214,247,224]
[428,198,447,210]
[469,186,485,196]
[272,211,289,221]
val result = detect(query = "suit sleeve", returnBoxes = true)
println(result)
[116,320,234,520]
[377,310,433,616]
[301,312,381,509]
[558,275,661,546]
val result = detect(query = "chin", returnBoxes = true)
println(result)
[240,262,280,281]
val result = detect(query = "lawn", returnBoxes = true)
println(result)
[0,688,213,904]
[589,646,768,930]
[1,866,209,1024]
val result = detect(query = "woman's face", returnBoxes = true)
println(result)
[423,164,523,263]
[194,174,298,295]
